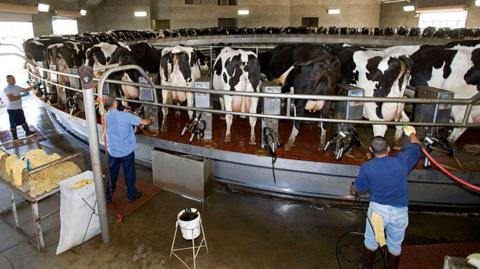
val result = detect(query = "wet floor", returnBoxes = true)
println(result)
[0,95,479,269]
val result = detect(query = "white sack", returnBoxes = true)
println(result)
[56,170,100,255]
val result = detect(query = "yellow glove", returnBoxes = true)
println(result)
[402,125,416,137]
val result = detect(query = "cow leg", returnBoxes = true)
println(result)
[318,102,332,149]
[186,91,194,120]
[448,106,472,143]
[224,95,233,143]
[318,122,327,149]
[364,104,388,137]
[161,90,170,133]
[393,111,410,148]
[219,97,225,120]
[248,97,259,145]
[285,100,306,151]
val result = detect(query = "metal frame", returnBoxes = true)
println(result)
[0,152,85,251]
[170,217,209,269]
[27,63,480,128]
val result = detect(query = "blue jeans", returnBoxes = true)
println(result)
[364,201,408,255]
[106,151,138,201]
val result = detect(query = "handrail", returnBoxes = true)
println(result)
[30,63,480,105]
[19,60,480,128]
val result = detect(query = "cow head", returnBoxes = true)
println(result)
[85,46,107,68]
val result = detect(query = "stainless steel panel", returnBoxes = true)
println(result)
[69,68,80,89]
[414,86,454,124]
[151,149,213,202]
[139,75,160,130]
[335,85,364,120]
[194,79,212,140]
[262,83,281,148]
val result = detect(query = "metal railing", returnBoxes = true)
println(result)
[28,63,480,128]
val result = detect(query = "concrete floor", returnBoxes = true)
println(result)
[0,95,479,269]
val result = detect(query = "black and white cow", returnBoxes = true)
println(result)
[332,45,413,143]
[107,42,162,103]
[159,46,202,132]
[85,42,119,76]
[212,47,261,144]
[383,44,480,142]
[259,44,341,150]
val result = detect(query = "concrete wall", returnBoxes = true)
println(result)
[289,0,380,27]
[92,0,150,31]
[151,0,379,29]
[380,0,480,28]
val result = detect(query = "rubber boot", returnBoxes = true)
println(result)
[362,248,377,269]
[10,128,18,140]
[22,124,36,136]
[387,252,400,269]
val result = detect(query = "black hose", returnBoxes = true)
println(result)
[335,194,387,269]
[355,194,387,269]
[263,127,278,184]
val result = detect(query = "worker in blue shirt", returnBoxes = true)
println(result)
[350,128,421,269]
[3,75,38,140]
[104,95,152,203]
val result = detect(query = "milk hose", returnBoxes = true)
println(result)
[421,146,480,192]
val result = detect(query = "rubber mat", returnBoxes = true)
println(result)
[0,126,47,149]
[106,176,161,219]
[400,242,480,269]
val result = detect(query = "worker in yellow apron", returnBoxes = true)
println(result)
[350,126,421,269]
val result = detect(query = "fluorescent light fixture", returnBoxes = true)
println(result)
[327,8,341,15]
[134,11,147,17]
[238,9,249,15]
[403,5,415,12]
[80,9,87,16]
[37,3,50,12]
[476,0,480,7]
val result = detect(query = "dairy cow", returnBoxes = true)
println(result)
[108,42,162,101]
[85,42,119,75]
[212,47,261,144]
[259,44,341,150]
[383,43,480,141]
[331,44,413,143]
[159,46,202,132]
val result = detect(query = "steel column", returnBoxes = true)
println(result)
[79,66,110,244]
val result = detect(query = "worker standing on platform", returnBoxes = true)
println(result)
[3,75,38,140]
[350,127,422,269]
[104,95,152,203]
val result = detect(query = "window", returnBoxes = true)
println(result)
[418,11,467,29]
[218,18,237,28]
[0,22,34,89]
[185,0,201,4]
[302,17,318,27]
[152,19,170,30]
[218,0,236,5]
[52,17,78,35]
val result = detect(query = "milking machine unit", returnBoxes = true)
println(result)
[180,77,212,143]
[139,74,160,131]
[261,82,282,184]
[413,86,454,167]
[261,82,282,156]
[323,85,364,160]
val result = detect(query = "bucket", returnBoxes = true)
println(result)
[177,208,201,240]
